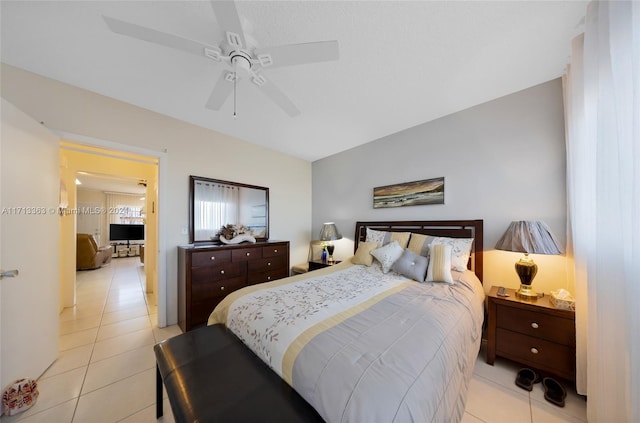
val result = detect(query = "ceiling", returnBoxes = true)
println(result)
[76,172,146,195]
[1,1,586,162]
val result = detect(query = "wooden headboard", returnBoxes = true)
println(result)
[354,220,484,283]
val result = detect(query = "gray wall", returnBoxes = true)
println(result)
[312,79,568,293]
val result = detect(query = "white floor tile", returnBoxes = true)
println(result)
[41,344,92,379]
[96,316,151,341]
[82,346,155,394]
[90,329,155,363]
[101,306,149,325]
[0,398,77,423]
[117,400,175,423]
[59,328,98,351]
[461,411,486,423]
[465,375,532,423]
[59,315,102,336]
[73,368,156,423]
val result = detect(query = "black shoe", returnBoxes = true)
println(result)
[515,368,540,391]
[542,377,567,407]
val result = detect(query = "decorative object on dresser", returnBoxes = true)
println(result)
[318,222,342,263]
[217,224,257,244]
[494,220,562,300]
[486,286,576,382]
[178,241,290,332]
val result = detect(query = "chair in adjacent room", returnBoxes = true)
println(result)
[76,233,114,270]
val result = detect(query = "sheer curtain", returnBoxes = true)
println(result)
[194,181,239,240]
[563,1,639,421]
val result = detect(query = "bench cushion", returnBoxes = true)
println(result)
[154,324,323,423]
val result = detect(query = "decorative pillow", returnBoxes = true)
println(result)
[392,248,429,282]
[430,237,474,272]
[370,241,404,273]
[425,244,454,284]
[407,233,434,257]
[351,241,379,266]
[365,228,411,248]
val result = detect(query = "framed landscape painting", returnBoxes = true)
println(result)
[373,177,445,208]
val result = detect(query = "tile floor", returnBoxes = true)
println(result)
[1,257,587,422]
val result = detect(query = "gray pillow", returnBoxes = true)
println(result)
[392,248,429,282]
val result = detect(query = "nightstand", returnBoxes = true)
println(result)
[486,286,576,381]
[308,259,341,271]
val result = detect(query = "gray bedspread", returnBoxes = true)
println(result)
[209,260,485,423]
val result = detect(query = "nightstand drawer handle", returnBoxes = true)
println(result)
[530,347,539,354]
[268,262,271,266]
[267,276,272,280]
[220,270,225,275]
[220,286,225,291]
[531,322,539,329]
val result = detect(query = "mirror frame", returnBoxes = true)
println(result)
[189,175,269,244]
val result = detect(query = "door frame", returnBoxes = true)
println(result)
[54,130,168,327]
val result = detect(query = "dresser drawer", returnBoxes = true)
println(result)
[248,256,287,273]
[191,250,231,267]
[191,275,246,300]
[496,328,575,380]
[262,245,287,257]
[191,262,244,282]
[496,304,575,346]
[232,247,262,261]
[248,268,289,285]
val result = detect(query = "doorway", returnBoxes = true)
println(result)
[59,141,161,325]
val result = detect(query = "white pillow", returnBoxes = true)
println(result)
[370,241,404,273]
[426,244,454,284]
[366,228,411,249]
[430,237,474,272]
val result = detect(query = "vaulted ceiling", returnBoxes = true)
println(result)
[1,1,586,162]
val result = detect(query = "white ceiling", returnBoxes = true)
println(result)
[76,172,146,195]
[1,1,586,162]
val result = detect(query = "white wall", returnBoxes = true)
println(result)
[312,79,568,294]
[1,64,312,325]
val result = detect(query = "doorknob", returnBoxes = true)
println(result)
[0,269,19,279]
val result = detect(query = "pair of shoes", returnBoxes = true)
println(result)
[515,368,540,391]
[542,377,567,407]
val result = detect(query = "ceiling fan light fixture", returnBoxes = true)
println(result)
[204,47,222,61]
[251,74,266,86]
[257,54,273,67]
[226,31,243,48]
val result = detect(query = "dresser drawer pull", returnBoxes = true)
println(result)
[268,262,272,266]
[246,252,251,257]
[220,270,225,275]
[220,286,225,291]
[267,276,272,280]
[274,249,278,253]
[531,322,539,329]
[530,347,539,354]
[210,256,215,260]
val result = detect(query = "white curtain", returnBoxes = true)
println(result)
[194,181,239,240]
[105,193,145,224]
[563,1,639,421]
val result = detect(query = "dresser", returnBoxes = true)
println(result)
[486,286,576,381]
[178,241,290,332]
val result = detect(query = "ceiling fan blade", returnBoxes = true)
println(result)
[254,41,339,69]
[210,1,247,49]
[103,16,220,58]
[206,71,236,110]
[256,77,300,117]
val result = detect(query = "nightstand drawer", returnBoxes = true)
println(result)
[496,304,575,346]
[497,328,575,380]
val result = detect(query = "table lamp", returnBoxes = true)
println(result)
[319,222,342,263]
[495,221,562,300]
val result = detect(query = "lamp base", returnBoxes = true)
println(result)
[516,284,538,300]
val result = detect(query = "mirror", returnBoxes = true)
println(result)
[189,176,269,243]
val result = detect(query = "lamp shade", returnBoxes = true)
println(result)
[495,221,562,255]
[319,222,342,241]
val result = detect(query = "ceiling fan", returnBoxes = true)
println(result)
[103,1,339,117]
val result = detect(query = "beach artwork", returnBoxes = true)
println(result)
[373,177,445,208]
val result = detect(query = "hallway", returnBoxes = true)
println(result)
[2,257,181,422]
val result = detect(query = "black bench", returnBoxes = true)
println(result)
[154,324,323,422]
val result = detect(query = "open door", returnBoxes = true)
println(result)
[1,99,59,388]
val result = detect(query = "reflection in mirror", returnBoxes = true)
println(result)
[190,176,269,243]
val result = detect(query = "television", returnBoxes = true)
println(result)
[109,224,144,245]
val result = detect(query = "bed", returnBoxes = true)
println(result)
[208,220,485,423]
